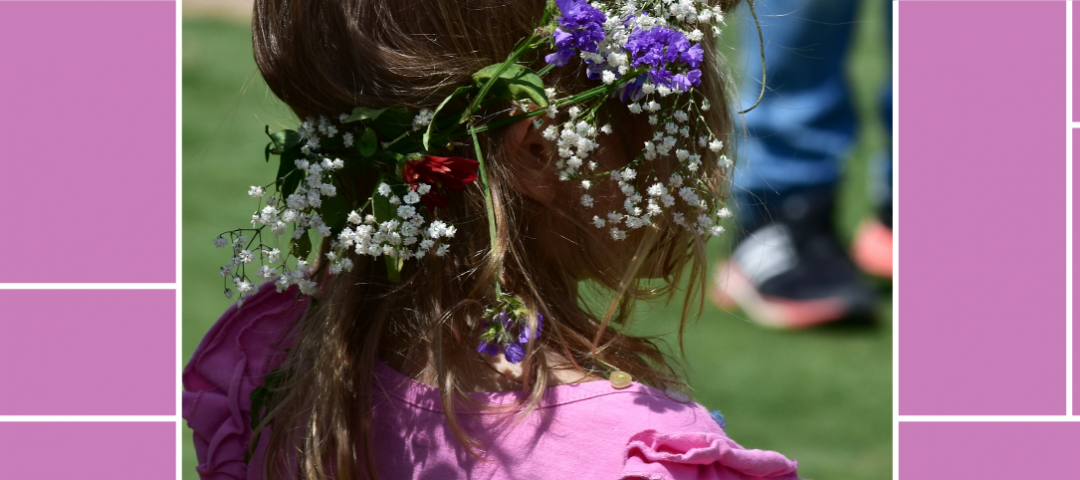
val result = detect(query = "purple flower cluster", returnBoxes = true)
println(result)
[545,0,607,67]
[623,24,703,92]
[477,312,545,364]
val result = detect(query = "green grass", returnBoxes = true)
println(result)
[182,3,891,478]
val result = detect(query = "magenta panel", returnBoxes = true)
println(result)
[898,1,1066,414]
[0,290,174,415]
[900,422,1080,479]
[0,1,175,283]
[0,423,174,479]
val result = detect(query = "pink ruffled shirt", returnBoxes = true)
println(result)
[183,283,802,480]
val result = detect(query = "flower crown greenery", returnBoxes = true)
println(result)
[216,0,755,365]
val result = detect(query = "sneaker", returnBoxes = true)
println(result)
[710,190,877,329]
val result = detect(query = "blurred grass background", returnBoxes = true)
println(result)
[182,2,892,478]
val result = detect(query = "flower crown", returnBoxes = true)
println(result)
[216,0,738,365]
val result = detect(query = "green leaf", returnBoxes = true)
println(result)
[424,85,475,151]
[291,230,312,260]
[472,64,549,108]
[319,180,351,232]
[343,106,387,123]
[265,127,300,152]
[371,105,414,139]
[357,128,378,157]
[276,146,302,199]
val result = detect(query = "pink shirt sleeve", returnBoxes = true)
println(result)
[182,284,307,480]
[619,428,801,480]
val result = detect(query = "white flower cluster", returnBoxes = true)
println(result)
[217,109,467,302]
[332,182,456,263]
[541,109,608,181]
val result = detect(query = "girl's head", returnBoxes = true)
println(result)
[250,0,739,478]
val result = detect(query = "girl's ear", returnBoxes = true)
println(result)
[502,117,558,205]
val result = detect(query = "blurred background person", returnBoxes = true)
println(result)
[712,0,893,329]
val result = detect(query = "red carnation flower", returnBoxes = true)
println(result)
[403,156,480,210]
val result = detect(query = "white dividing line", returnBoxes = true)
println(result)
[900,415,1080,423]
[1067,0,1074,418]
[0,283,177,290]
[0,416,177,422]
[891,2,900,480]
[175,1,185,479]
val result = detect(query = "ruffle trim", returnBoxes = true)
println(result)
[182,282,308,480]
[620,430,802,480]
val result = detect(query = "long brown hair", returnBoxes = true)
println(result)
[250,1,740,479]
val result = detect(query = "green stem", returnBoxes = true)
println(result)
[468,125,502,296]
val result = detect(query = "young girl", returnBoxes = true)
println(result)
[184,0,803,478]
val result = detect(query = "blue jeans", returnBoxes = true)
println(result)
[734,0,892,223]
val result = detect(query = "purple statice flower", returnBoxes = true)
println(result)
[504,343,525,364]
[477,340,500,357]
[545,29,577,67]
[546,0,607,66]
[622,25,703,92]
[517,312,544,344]
[617,75,646,102]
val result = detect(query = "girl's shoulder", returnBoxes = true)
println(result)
[373,364,802,480]
[182,282,307,480]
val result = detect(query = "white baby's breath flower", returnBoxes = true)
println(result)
[710,225,726,236]
[673,110,689,123]
[416,184,432,195]
[581,194,594,208]
[248,186,265,198]
[610,228,627,241]
[687,29,704,42]
[396,205,416,219]
[348,211,363,224]
[403,191,421,205]
[214,236,228,248]
[621,168,637,181]
[601,70,617,85]
[648,115,658,125]
[592,215,606,228]
[709,140,723,152]
[258,265,277,279]
[542,126,558,141]
[642,83,656,95]
[661,194,676,207]
[317,225,332,237]
[717,207,733,219]
[377,183,392,197]
[701,99,711,111]
[647,183,665,197]
[676,149,690,161]
[600,124,612,134]
[238,250,254,264]
[219,265,231,277]
[436,244,450,257]
[342,132,354,147]
[389,195,401,205]
[628,103,643,114]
